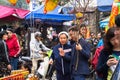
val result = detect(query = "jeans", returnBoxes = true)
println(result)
[10,57,19,70]
[56,72,71,80]
[71,74,85,80]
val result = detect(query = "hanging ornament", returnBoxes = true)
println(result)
[26,0,30,4]
[109,2,120,27]
[114,0,120,2]
[8,0,18,6]
[44,0,59,13]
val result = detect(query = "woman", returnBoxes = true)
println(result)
[96,27,120,80]
[0,31,11,77]
[49,31,72,80]
[6,28,21,70]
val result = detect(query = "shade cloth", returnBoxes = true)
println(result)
[0,5,29,19]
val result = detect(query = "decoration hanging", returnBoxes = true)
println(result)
[8,0,18,6]
[26,0,30,4]
[109,2,120,27]
[44,0,59,14]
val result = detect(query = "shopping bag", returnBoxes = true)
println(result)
[46,60,55,78]
[37,57,49,77]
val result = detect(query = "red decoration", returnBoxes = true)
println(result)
[26,0,30,4]
[44,9,47,14]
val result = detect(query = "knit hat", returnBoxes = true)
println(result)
[58,31,69,38]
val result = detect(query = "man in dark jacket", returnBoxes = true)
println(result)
[70,26,91,80]
[0,31,11,77]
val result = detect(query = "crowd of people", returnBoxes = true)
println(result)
[1,14,120,80]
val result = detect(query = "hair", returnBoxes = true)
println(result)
[34,32,42,38]
[80,23,86,28]
[6,28,14,33]
[69,26,79,32]
[115,14,120,27]
[103,27,115,54]
[21,62,31,73]
[0,30,8,39]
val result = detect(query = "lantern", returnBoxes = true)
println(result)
[26,0,30,4]
[8,0,18,6]
[44,0,59,13]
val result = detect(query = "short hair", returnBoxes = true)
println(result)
[115,14,120,27]
[34,32,42,38]
[0,30,7,39]
[80,24,86,28]
[6,28,14,33]
[68,26,79,32]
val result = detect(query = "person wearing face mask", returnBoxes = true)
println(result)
[49,31,72,80]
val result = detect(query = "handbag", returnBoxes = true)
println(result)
[46,60,55,78]
[37,57,49,77]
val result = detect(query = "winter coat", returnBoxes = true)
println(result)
[71,38,91,75]
[0,39,10,65]
[50,43,72,75]
[6,34,21,57]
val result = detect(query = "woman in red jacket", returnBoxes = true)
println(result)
[6,28,21,70]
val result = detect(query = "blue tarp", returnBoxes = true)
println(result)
[25,5,76,21]
[97,0,113,11]
[99,17,109,28]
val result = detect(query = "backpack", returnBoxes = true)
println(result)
[91,46,104,69]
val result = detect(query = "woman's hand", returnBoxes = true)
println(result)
[49,59,53,64]
[107,58,118,66]
[7,64,12,70]
[59,48,65,57]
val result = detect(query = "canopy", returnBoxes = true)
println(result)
[64,0,113,12]
[97,0,113,11]
[25,5,76,21]
[99,17,109,28]
[0,5,30,19]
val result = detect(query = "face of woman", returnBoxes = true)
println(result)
[7,31,13,38]
[80,27,87,36]
[110,36,120,48]
[59,34,68,45]
[2,34,8,40]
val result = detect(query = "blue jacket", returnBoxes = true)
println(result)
[51,43,72,75]
[71,38,91,75]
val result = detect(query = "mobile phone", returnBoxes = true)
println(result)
[109,55,114,59]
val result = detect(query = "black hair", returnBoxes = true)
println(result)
[115,14,120,27]
[80,24,86,28]
[103,27,115,54]
[0,30,8,39]
[21,62,31,73]
[6,28,14,33]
